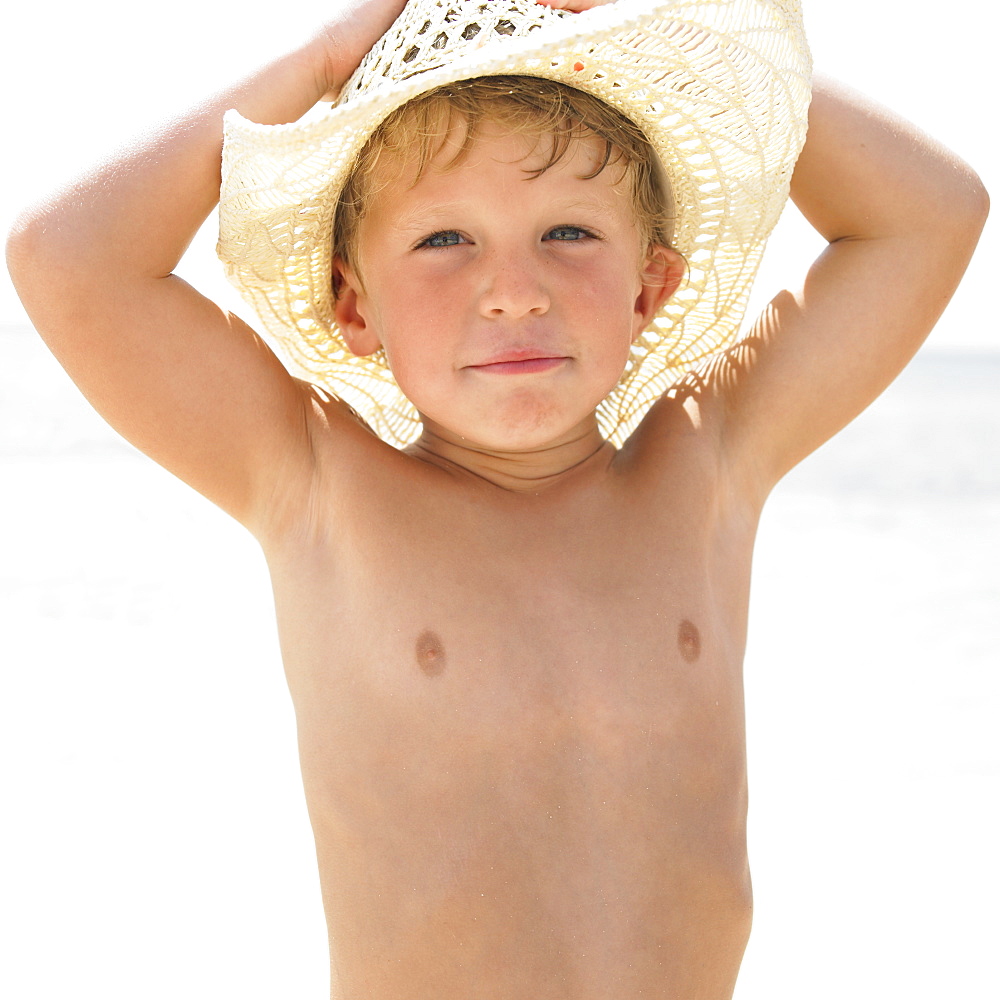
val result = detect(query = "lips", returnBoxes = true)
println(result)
[467,349,569,375]
[471,357,567,375]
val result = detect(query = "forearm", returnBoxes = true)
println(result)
[791,76,988,249]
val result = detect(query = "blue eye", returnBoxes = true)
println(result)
[420,231,465,248]
[545,226,594,242]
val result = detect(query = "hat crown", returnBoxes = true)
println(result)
[339,0,570,106]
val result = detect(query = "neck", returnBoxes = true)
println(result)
[406,418,614,493]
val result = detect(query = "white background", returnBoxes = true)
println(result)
[1,1,997,997]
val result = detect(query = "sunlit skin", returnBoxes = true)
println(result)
[281,125,766,999]
[333,124,683,481]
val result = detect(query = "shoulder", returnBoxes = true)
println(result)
[623,352,792,527]
[621,363,730,490]
[626,361,725,455]
[252,379,392,541]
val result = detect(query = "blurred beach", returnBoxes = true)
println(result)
[1,322,996,998]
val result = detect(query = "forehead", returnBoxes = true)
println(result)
[360,126,633,237]
[369,117,630,206]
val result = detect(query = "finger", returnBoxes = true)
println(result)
[534,0,615,10]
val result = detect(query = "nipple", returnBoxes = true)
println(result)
[415,629,447,677]
[677,619,701,663]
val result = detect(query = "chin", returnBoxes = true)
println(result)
[467,406,600,453]
[416,383,609,453]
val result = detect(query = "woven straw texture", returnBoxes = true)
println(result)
[218,0,812,447]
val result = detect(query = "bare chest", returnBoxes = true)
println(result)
[272,484,754,824]
[265,469,757,995]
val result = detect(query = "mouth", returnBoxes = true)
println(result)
[467,351,569,375]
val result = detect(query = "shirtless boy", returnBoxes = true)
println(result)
[5,0,987,996]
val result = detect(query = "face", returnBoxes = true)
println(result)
[334,123,682,452]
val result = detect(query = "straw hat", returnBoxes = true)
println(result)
[218,0,812,446]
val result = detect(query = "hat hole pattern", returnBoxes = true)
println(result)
[393,10,539,73]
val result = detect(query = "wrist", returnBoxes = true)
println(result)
[298,30,351,104]
[304,2,410,104]
[225,44,332,127]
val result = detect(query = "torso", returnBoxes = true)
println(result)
[263,390,760,999]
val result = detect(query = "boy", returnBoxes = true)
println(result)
[5,0,987,998]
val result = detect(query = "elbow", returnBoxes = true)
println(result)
[5,210,37,292]
[962,163,990,227]
[948,163,990,252]
[920,162,991,273]
[6,205,57,306]
[6,203,82,328]
[970,173,990,236]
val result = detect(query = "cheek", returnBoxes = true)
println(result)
[378,320,455,411]
[577,268,644,344]
[381,335,431,389]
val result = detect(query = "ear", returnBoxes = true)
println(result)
[632,244,686,338]
[332,256,382,357]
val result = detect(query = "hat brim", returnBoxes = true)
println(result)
[218,0,811,446]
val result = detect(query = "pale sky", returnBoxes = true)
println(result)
[1,0,996,348]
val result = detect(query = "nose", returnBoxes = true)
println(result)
[477,252,551,319]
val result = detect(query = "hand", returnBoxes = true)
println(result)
[307,0,410,100]
[534,0,617,10]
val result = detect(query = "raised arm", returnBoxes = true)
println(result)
[5,0,405,530]
[716,76,988,498]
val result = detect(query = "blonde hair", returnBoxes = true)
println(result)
[332,76,675,279]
